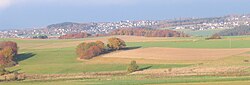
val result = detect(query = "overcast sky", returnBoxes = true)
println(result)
[0,0,250,29]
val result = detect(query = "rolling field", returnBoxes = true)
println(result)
[102,47,250,60]
[1,36,250,85]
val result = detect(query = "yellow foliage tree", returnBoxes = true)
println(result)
[1,47,14,61]
[107,37,126,50]
[95,41,105,51]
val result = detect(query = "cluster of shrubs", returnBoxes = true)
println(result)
[206,33,222,40]
[0,72,25,81]
[76,37,126,59]
[0,41,18,68]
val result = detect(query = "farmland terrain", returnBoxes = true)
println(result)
[1,36,250,85]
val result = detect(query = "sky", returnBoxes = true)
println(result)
[0,0,250,29]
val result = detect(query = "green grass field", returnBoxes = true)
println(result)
[2,76,250,85]
[1,36,250,85]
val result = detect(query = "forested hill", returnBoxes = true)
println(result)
[218,25,250,36]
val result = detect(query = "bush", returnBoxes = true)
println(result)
[206,33,222,40]
[127,61,139,73]
[0,68,25,81]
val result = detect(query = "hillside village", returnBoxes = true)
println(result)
[1,14,250,38]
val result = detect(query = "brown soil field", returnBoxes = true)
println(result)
[101,47,250,60]
[82,57,203,64]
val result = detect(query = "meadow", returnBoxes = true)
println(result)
[1,36,250,85]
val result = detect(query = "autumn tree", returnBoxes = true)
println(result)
[1,47,14,61]
[107,37,126,50]
[0,41,18,67]
[95,41,105,51]
[127,60,139,73]
[0,41,18,55]
[0,53,7,67]
[76,42,104,59]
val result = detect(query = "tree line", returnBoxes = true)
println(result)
[76,37,126,59]
[59,32,92,39]
[110,28,188,37]
[58,28,188,39]
[218,25,250,36]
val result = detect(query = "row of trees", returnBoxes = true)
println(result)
[110,28,188,37]
[59,32,91,39]
[59,28,188,39]
[218,25,250,36]
[0,41,18,67]
[76,37,126,59]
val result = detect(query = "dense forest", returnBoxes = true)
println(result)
[218,25,250,36]
[110,28,188,37]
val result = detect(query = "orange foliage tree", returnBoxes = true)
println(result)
[96,41,105,51]
[107,37,126,50]
[0,41,18,55]
[0,41,18,67]
[76,41,104,59]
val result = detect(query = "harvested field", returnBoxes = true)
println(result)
[102,47,250,60]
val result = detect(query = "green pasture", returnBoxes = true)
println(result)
[1,76,250,85]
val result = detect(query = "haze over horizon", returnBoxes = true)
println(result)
[0,0,250,30]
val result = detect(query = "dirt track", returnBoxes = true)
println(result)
[102,47,250,60]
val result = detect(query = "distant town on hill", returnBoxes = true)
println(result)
[1,14,250,38]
